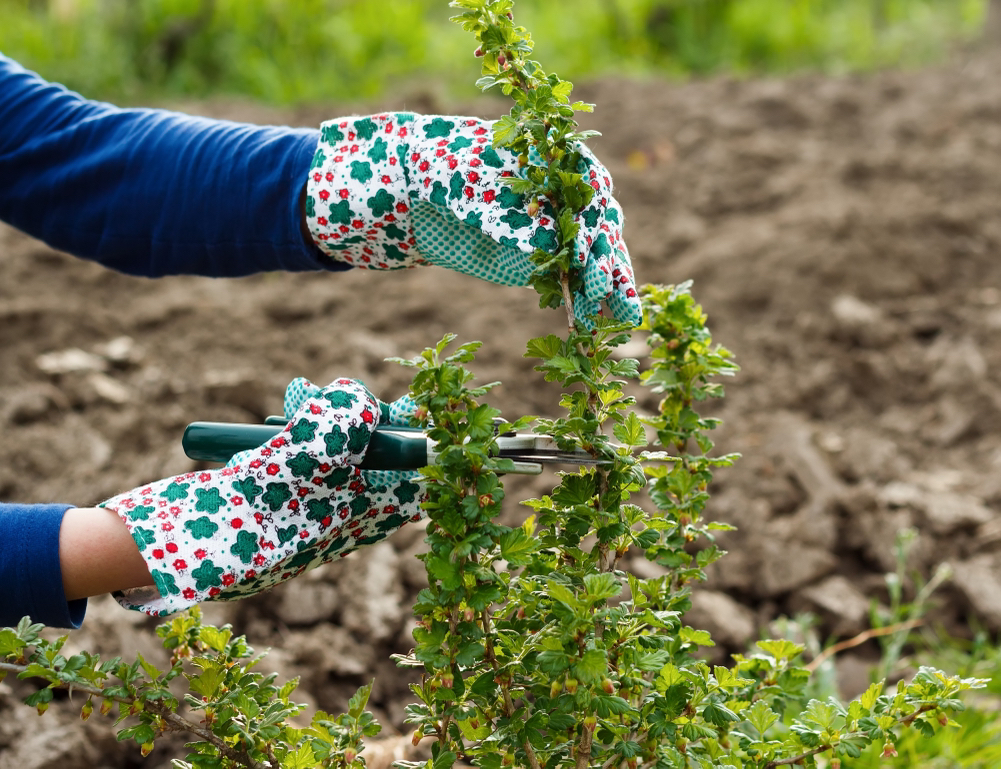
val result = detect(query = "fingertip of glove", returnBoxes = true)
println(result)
[582,255,614,302]
[284,377,320,418]
[388,395,419,426]
[607,291,644,328]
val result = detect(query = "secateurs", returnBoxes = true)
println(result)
[182,419,607,475]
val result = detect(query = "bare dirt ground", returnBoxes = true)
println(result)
[3,52,1001,767]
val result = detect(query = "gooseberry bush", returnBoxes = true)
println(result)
[0,2,986,768]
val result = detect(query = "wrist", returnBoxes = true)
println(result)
[59,507,153,601]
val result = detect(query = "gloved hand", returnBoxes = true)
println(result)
[304,112,641,327]
[100,379,426,616]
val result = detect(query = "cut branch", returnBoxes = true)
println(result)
[805,619,924,673]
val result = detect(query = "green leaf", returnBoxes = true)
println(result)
[552,81,573,104]
[658,663,685,688]
[593,694,633,717]
[458,716,491,741]
[0,629,26,657]
[612,411,647,447]
[552,474,595,507]
[745,699,779,736]
[492,115,520,147]
[800,698,842,731]
[574,649,607,684]
[546,581,579,610]
[455,642,485,667]
[348,681,373,719]
[432,750,458,769]
[525,334,563,360]
[499,528,537,565]
[187,662,226,698]
[702,700,740,728]
[583,572,620,603]
[679,627,715,647]
[135,652,161,682]
[197,625,232,654]
[859,681,884,711]
[757,638,804,662]
[283,744,317,769]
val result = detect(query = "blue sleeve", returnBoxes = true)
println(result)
[0,53,351,278]
[0,503,86,629]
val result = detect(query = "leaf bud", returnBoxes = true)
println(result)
[938,712,949,726]
[344,748,358,763]
[478,494,493,507]
[564,677,578,694]
[140,742,154,758]
[441,671,455,689]
[412,729,424,746]
[36,701,49,716]
[881,741,897,759]
[129,700,143,716]
[100,698,114,716]
[80,699,94,721]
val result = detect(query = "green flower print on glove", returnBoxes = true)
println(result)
[99,378,426,617]
[305,112,641,328]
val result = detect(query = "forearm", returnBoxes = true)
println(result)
[0,53,347,278]
[59,507,153,601]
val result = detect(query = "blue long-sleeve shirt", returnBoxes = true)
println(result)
[0,53,350,628]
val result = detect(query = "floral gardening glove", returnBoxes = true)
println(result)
[100,379,426,617]
[305,112,641,327]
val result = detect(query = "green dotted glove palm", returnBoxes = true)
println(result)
[305,112,641,327]
[100,378,425,617]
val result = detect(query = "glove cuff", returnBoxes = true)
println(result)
[305,113,426,270]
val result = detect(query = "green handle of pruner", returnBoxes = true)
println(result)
[182,421,429,470]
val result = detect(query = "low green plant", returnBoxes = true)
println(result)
[0,608,378,767]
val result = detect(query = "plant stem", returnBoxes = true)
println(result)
[559,270,576,335]
[480,609,542,769]
[574,725,594,769]
[805,619,925,673]
[766,745,831,767]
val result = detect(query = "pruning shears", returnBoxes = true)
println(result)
[182,419,607,476]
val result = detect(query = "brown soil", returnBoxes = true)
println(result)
[3,52,1001,767]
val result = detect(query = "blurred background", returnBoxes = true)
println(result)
[5,2,1001,767]
[0,0,989,104]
